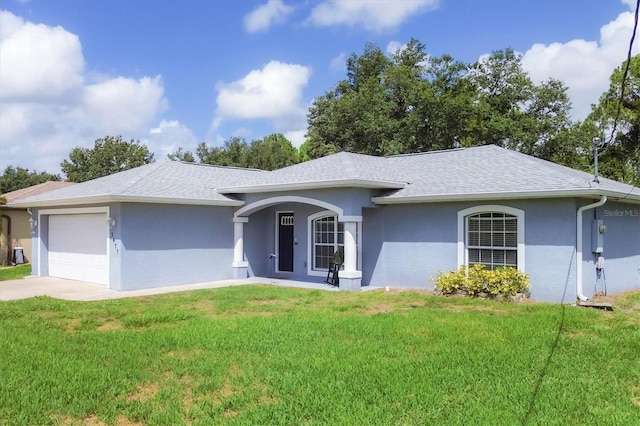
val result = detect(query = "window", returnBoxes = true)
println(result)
[312,215,344,270]
[307,211,362,276]
[457,205,525,271]
[467,212,517,269]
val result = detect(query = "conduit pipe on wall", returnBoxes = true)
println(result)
[576,195,607,302]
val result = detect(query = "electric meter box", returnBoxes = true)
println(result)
[592,219,605,254]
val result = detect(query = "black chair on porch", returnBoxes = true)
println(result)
[325,248,343,287]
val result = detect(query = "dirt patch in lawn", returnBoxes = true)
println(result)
[183,299,217,314]
[65,318,82,332]
[128,382,160,403]
[441,304,511,315]
[52,414,143,426]
[96,318,124,331]
[362,304,396,314]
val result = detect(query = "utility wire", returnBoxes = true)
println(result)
[605,0,640,147]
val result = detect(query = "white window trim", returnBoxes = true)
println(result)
[307,211,362,277]
[457,205,525,272]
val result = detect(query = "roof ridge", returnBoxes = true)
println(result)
[499,147,597,189]
[175,160,264,172]
[388,147,465,158]
[117,161,168,194]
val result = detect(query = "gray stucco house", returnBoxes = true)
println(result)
[11,145,640,302]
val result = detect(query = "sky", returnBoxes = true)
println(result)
[0,0,639,175]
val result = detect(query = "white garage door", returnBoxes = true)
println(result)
[48,214,108,285]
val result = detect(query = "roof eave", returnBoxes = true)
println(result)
[372,188,640,205]
[9,194,245,208]
[217,179,406,194]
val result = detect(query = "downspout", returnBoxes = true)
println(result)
[576,195,607,302]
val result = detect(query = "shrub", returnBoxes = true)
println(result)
[485,267,530,296]
[466,264,490,295]
[431,266,467,294]
[431,265,530,300]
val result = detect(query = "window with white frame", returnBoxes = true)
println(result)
[458,206,525,271]
[467,212,517,269]
[312,215,344,270]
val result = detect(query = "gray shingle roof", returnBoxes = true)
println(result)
[219,145,640,203]
[375,145,640,202]
[10,145,640,208]
[9,161,264,207]
[216,151,407,193]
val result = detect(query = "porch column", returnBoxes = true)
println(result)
[339,219,361,291]
[232,217,249,279]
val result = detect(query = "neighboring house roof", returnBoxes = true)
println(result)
[9,145,640,208]
[9,161,265,208]
[2,181,76,204]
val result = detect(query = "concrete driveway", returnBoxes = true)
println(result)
[0,276,341,301]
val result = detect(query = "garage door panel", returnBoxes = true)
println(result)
[48,213,108,285]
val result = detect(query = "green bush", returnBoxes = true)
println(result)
[431,265,530,299]
[431,266,467,294]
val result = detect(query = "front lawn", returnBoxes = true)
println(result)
[1,285,639,425]
[0,263,31,281]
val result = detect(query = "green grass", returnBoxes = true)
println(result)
[1,286,639,425]
[0,263,31,281]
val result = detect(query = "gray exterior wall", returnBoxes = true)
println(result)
[583,201,640,297]
[362,199,577,302]
[30,194,639,303]
[117,203,235,290]
[242,187,377,217]
[362,198,639,302]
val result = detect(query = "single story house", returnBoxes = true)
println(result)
[10,145,640,302]
[1,181,75,265]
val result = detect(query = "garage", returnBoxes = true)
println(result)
[48,213,109,285]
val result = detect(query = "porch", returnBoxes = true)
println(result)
[229,193,370,291]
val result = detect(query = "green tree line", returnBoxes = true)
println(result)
[2,40,639,193]
[302,40,639,186]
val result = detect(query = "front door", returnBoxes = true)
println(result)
[277,212,294,272]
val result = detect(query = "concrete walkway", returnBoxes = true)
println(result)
[0,276,343,302]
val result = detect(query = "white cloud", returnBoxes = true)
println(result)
[82,76,168,134]
[0,11,173,174]
[214,60,311,129]
[284,129,307,147]
[0,11,84,101]
[244,0,294,33]
[521,7,640,119]
[306,0,439,32]
[146,120,197,159]
[386,41,406,56]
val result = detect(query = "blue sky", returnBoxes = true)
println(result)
[0,0,638,175]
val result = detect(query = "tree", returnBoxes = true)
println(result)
[167,147,195,163]
[195,137,251,167]
[587,55,640,186]
[61,136,155,183]
[307,42,573,160]
[0,166,61,194]
[306,42,396,156]
[169,134,300,170]
[464,48,572,155]
[248,134,298,170]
